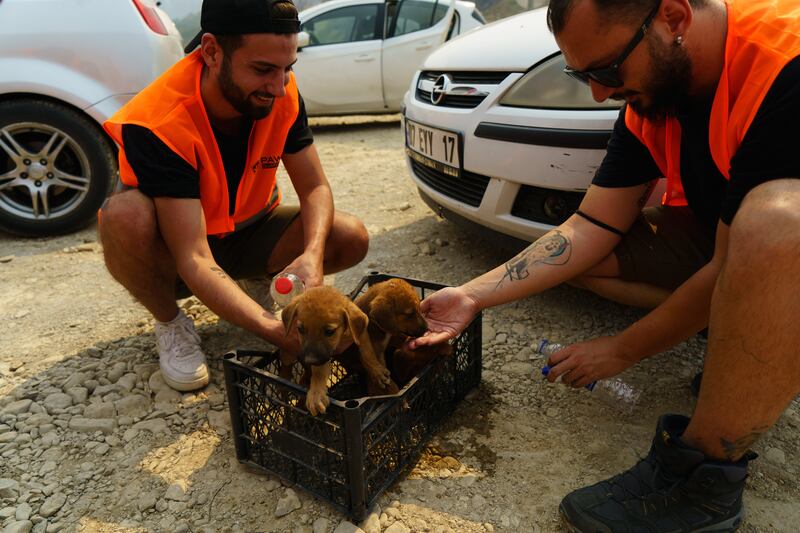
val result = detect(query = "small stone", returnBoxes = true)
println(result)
[38,494,66,518]
[482,324,496,342]
[483,524,494,532]
[15,503,32,521]
[83,402,117,419]
[313,518,331,533]
[764,447,786,465]
[107,363,128,384]
[274,488,302,517]
[2,400,32,416]
[155,499,168,512]
[471,494,487,508]
[137,493,156,511]
[332,522,364,533]
[43,394,72,412]
[3,521,33,533]
[132,419,169,434]
[385,522,410,533]
[148,372,170,393]
[38,462,57,476]
[359,513,380,533]
[68,418,116,434]
[65,388,88,405]
[207,411,231,433]
[545,407,559,418]
[114,395,151,418]
[501,362,533,375]
[165,484,185,501]
[0,431,18,443]
[0,255,14,263]
[174,523,190,533]
[93,443,110,455]
[62,373,89,391]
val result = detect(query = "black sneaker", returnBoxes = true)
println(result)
[560,414,755,532]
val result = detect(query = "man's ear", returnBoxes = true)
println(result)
[344,301,368,345]
[200,33,222,69]
[282,299,299,333]
[368,295,396,332]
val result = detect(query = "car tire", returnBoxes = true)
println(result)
[0,98,117,236]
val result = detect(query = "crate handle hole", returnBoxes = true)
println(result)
[345,400,360,409]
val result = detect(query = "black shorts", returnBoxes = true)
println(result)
[614,206,716,291]
[176,205,301,298]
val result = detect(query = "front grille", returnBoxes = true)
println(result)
[419,71,510,84]
[511,185,586,225]
[409,159,489,207]
[416,71,510,109]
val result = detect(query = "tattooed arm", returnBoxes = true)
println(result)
[154,197,295,351]
[410,182,654,348]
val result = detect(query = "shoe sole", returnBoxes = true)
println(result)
[559,503,744,532]
[161,372,210,392]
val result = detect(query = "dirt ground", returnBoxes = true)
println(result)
[1,115,798,533]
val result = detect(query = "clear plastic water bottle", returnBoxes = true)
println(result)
[533,339,641,410]
[269,273,305,308]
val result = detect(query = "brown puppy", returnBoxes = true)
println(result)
[348,279,450,396]
[281,286,392,415]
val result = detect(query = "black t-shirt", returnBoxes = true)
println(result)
[593,55,800,227]
[122,94,314,214]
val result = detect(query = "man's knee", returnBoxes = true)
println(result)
[332,212,369,264]
[100,190,158,246]
[730,179,800,261]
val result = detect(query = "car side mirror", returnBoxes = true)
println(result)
[297,31,310,50]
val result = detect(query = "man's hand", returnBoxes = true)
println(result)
[546,336,636,388]
[407,287,480,348]
[282,252,324,289]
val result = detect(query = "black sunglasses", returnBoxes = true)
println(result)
[563,1,661,88]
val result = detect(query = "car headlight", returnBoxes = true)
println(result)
[499,54,620,110]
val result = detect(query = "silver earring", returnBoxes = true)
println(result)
[675,35,684,45]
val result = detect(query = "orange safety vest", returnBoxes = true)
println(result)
[625,0,800,206]
[104,51,300,236]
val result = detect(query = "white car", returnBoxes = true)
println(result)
[0,0,184,236]
[402,7,661,242]
[158,0,485,116]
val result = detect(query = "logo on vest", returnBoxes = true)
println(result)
[252,155,281,173]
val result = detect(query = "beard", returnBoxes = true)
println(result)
[218,57,274,120]
[627,35,693,122]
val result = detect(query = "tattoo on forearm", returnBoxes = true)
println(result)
[210,266,234,283]
[495,230,572,290]
[638,180,657,208]
[720,426,769,461]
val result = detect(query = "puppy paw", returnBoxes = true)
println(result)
[305,388,330,416]
[369,365,393,387]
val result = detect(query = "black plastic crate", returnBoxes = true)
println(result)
[222,273,482,520]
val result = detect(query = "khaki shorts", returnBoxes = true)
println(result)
[176,205,301,298]
[614,206,716,291]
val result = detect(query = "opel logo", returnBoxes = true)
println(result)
[430,74,452,105]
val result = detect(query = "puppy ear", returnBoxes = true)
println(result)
[344,301,369,345]
[282,299,299,333]
[368,295,396,332]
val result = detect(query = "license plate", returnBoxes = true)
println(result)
[405,118,461,177]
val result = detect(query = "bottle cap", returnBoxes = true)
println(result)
[541,366,550,376]
[274,276,294,295]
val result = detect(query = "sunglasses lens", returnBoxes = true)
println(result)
[590,70,624,88]
[564,69,591,85]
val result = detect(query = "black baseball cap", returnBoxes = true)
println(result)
[184,0,301,54]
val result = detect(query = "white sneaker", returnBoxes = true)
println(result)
[237,277,275,312]
[155,309,209,392]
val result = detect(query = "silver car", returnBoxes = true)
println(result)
[0,0,184,236]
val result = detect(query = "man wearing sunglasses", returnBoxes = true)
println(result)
[411,0,800,530]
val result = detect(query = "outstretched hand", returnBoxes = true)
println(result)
[407,286,480,349]
[545,336,636,388]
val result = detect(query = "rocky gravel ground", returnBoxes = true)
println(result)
[1,116,799,532]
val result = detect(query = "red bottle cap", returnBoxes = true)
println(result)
[275,277,294,295]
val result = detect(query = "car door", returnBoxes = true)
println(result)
[381,0,455,109]
[295,3,384,116]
